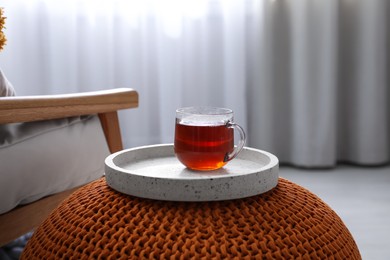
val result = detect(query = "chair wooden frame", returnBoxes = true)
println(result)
[0,88,138,246]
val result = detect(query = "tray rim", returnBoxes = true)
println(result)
[105,143,279,180]
[104,143,279,201]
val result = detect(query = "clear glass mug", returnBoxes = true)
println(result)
[174,107,246,171]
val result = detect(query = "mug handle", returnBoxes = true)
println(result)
[224,121,246,162]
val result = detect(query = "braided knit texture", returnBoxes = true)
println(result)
[21,178,361,259]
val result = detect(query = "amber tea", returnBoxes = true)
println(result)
[174,122,234,171]
[174,107,246,171]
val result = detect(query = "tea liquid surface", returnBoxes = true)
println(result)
[174,122,234,171]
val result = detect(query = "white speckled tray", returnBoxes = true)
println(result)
[105,144,279,202]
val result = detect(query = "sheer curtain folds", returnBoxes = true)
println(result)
[247,0,389,166]
[0,0,389,167]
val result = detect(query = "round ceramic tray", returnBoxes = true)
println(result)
[105,144,279,202]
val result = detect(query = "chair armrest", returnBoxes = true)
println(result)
[0,88,138,245]
[0,88,138,124]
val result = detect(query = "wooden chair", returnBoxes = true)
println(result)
[0,88,138,246]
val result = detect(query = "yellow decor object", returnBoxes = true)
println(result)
[21,178,361,259]
[0,8,6,51]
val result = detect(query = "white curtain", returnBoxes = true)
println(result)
[247,0,390,167]
[0,0,389,167]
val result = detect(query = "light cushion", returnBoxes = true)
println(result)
[0,69,16,97]
[0,115,110,214]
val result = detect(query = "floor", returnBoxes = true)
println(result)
[280,165,390,260]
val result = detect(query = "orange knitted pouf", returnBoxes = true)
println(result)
[21,178,361,259]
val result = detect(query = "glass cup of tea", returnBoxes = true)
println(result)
[174,106,246,171]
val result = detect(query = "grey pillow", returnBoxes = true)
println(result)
[0,69,16,97]
[0,115,110,214]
